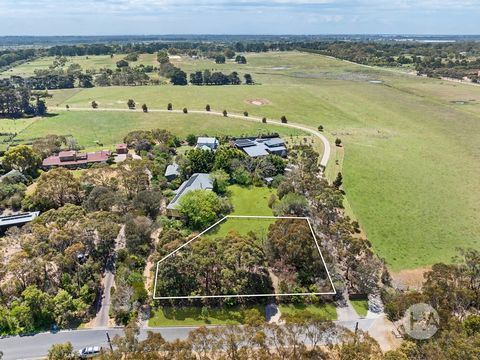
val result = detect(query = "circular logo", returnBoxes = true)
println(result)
[403,303,439,340]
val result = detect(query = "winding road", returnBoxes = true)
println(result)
[49,107,332,168]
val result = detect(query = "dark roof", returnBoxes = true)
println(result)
[265,138,285,147]
[234,139,256,148]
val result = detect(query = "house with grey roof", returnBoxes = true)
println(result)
[165,163,180,181]
[0,212,40,232]
[234,137,287,158]
[196,137,219,151]
[166,173,213,217]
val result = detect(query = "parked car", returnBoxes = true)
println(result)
[78,346,102,358]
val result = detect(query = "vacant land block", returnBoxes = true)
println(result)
[154,216,335,299]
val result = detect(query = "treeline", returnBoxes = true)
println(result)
[298,41,480,82]
[0,48,37,70]
[0,86,47,117]
[157,50,253,86]
[189,70,253,85]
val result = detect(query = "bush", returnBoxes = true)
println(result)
[232,167,252,186]
[91,101,98,109]
[142,104,148,113]
[206,104,211,111]
[183,107,188,114]
[318,125,324,132]
[223,110,228,117]
[335,138,342,147]
[243,111,249,117]
[186,134,197,146]
[281,115,288,123]
[167,103,173,111]
[127,99,136,110]
[262,117,267,123]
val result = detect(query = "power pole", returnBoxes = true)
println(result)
[106,331,113,352]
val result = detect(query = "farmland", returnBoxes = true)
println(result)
[14,111,305,151]
[5,51,480,271]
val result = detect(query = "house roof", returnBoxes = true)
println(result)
[116,143,128,149]
[0,212,40,227]
[267,146,287,153]
[265,138,285,147]
[58,150,76,157]
[234,139,256,148]
[165,163,180,177]
[43,151,111,167]
[234,136,287,158]
[167,173,213,210]
[243,144,270,157]
[197,137,218,145]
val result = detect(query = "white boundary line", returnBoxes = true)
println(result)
[153,215,336,300]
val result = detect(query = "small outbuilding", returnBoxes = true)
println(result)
[165,163,180,181]
[196,137,219,151]
[116,144,128,154]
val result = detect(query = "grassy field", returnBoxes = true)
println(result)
[13,111,305,151]
[350,299,369,318]
[5,51,480,271]
[148,305,265,327]
[0,53,159,79]
[279,303,338,321]
[205,185,276,239]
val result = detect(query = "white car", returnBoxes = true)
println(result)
[78,346,102,357]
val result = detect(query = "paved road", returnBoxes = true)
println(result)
[50,107,332,168]
[0,319,376,360]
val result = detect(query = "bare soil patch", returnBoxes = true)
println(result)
[390,267,430,290]
[245,98,271,106]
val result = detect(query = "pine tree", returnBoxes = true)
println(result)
[333,172,343,188]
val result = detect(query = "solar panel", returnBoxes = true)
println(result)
[235,139,255,148]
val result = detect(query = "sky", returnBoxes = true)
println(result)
[0,0,479,36]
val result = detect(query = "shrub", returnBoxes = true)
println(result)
[243,111,249,117]
[206,104,211,111]
[186,134,197,146]
[142,104,148,113]
[167,103,173,111]
[262,117,267,123]
[223,110,228,117]
[335,138,342,147]
[127,99,136,110]
[91,101,98,109]
[318,125,324,132]
[281,115,288,123]
[183,107,188,114]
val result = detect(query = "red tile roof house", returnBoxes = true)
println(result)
[42,150,112,169]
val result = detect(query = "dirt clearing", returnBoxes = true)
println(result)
[245,98,271,106]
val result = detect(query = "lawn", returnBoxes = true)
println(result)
[6,51,480,271]
[205,185,276,239]
[350,299,369,318]
[279,303,338,321]
[148,305,265,327]
[14,110,305,151]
